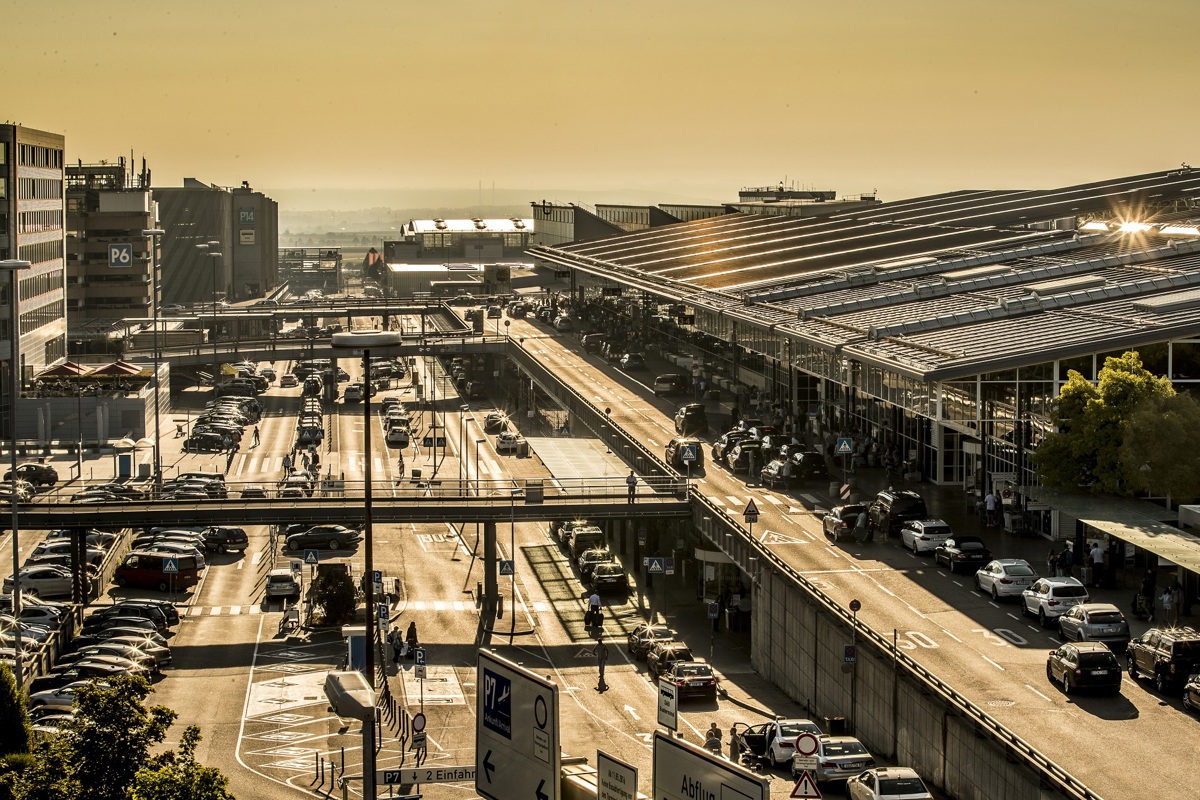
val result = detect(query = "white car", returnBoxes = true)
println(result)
[3,565,73,598]
[1021,577,1088,626]
[974,558,1037,600]
[386,427,410,446]
[342,384,363,403]
[385,409,411,428]
[280,374,299,388]
[847,766,933,800]
[496,431,524,453]
[898,519,952,554]
[736,718,822,767]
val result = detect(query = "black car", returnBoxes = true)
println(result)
[1127,627,1200,693]
[4,463,58,486]
[183,432,225,452]
[823,504,868,541]
[1046,642,1123,694]
[934,536,993,573]
[661,661,718,701]
[577,548,615,582]
[581,333,607,353]
[665,437,704,469]
[83,603,169,633]
[712,431,753,463]
[725,440,764,473]
[646,641,694,679]
[867,490,928,536]
[619,353,646,370]
[27,661,133,694]
[284,525,362,551]
[652,374,688,396]
[114,598,180,626]
[590,563,629,596]
[627,623,674,659]
[201,526,248,553]
[674,403,708,436]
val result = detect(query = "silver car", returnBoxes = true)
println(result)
[1056,603,1130,652]
[974,558,1037,600]
[792,735,876,782]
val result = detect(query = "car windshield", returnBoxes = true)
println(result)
[594,565,622,576]
[1054,585,1088,598]
[1086,611,1124,624]
[959,541,987,551]
[879,778,927,793]
[642,626,671,639]
[822,741,868,756]
[778,722,815,737]
[1077,652,1117,667]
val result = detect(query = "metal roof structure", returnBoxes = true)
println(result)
[531,168,1200,380]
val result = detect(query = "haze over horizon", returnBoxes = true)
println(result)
[8,0,1199,214]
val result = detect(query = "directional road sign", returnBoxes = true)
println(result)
[743,498,759,524]
[657,678,677,731]
[304,549,320,565]
[499,560,515,576]
[596,752,638,800]
[836,437,854,456]
[107,242,133,269]
[476,648,560,800]
[679,444,698,463]
[381,765,475,786]
[646,557,665,575]
[162,558,178,574]
[652,730,766,800]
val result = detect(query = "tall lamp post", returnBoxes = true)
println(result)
[195,241,221,385]
[331,329,401,800]
[2,258,32,688]
[143,229,165,488]
[459,404,470,486]
[474,437,486,496]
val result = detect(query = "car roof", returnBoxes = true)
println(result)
[1076,602,1121,613]
[871,766,922,779]
[1066,641,1115,652]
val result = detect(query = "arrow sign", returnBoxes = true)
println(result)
[790,770,823,799]
[482,750,495,783]
[536,779,548,800]
[304,549,320,565]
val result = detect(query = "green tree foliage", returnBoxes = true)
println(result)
[311,569,357,626]
[0,666,31,757]
[5,677,176,800]
[1121,391,1200,502]
[1034,351,1175,493]
[130,727,233,800]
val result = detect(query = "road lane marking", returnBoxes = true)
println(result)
[1006,613,1020,620]
[952,580,964,587]
[1025,684,1053,702]
[763,495,783,505]
[981,655,1005,671]
[942,630,962,643]
[210,606,223,615]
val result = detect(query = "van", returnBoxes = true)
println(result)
[114,551,200,592]
[569,526,606,563]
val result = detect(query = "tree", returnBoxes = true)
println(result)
[130,727,233,800]
[7,677,176,800]
[1033,351,1175,493]
[1121,391,1200,503]
[0,666,31,757]
[310,568,357,626]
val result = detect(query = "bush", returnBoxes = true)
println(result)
[310,570,357,626]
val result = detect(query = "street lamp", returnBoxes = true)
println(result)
[2,258,32,687]
[196,241,221,386]
[143,229,165,488]
[459,404,470,486]
[331,329,401,800]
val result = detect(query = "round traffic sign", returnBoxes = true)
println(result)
[412,712,426,733]
[849,598,861,613]
[794,732,820,757]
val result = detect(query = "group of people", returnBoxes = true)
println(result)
[282,446,319,477]
[387,621,420,664]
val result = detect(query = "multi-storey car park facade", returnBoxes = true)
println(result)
[531,168,1200,535]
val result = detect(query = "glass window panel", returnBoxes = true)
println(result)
[1058,355,1092,381]
[1137,343,1168,376]
[1172,342,1200,380]
[1018,362,1053,381]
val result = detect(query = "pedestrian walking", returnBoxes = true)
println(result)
[1161,586,1177,626]
[221,433,232,453]
[301,452,311,472]
[587,590,602,626]
[282,452,292,476]
[389,627,403,665]
[730,404,740,429]
[626,470,637,504]
[1057,542,1075,578]
[252,426,260,447]
[984,491,998,527]
[405,621,419,657]
[592,636,610,690]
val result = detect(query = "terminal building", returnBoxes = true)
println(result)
[531,168,1200,534]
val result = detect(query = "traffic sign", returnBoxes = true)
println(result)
[680,444,698,463]
[849,598,861,613]
[107,242,133,269]
[162,558,178,574]
[843,645,857,664]
[380,765,475,785]
[597,751,637,800]
[499,560,515,576]
[707,602,721,620]
[743,498,759,524]
[646,557,665,574]
[790,770,822,799]
[372,569,382,584]
[304,549,320,565]
[476,649,560,800]
[836,437,854,456]
[412,731,427,751]
[656,678,677,731]
[415,647,427,679]
[637,528,647,545]
[664,556,675,576]
[412,712,426,733]
[653,730,766,800]
[794,732,820,757]
[791,756,819,771]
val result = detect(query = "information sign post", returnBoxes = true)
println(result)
[476,649,560,800]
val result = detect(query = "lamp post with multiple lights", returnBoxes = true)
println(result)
[1,258,32,687]
[331,329,401,800]
[143,229,165,488]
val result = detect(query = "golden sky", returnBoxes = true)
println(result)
[7,0,1199,208]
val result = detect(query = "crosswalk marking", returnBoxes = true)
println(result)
[179,604,263,617]
[725,495,743,506]
[229,605,242,615]
[706,495,724,505]
[763,495,783,505]
[210,606,223,615]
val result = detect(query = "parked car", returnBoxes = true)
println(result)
[4,463,58,486]
[495,431,524,453]
[590,563,629,596]
[900,520,953,554]
[1126,626,1200,693]
[867,490,928,536]
[285,525,362,551]
[1022,577,1089,626]
[84,603,169,632]
[846,767,933,800]
[736,718,822,767]
[674,403,707,436]
[660,661,718,701]
[27,659,143,694]
[577,549,614,582]
[933,536,991,573]
[1057,603,1130,652]
[1046,641,1122,694]
[712,431,753,463]
[1183,673,1200,713]
[3,565,73,598]
[60,643,159,673]
[627,623,674,659]
[974,558,1037,600]
[791,736,876,784]
[725,440,764,473]
[646,641,694,680]
[114,598,180,626]
[823,504,868,542]
[619,353,645,370]
[201,526,249,553]
[28,681,95,714]
[652,374,687,395]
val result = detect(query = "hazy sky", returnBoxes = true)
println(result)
[7,0,1199,209]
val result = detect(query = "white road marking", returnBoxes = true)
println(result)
[763,495,783,505]
[981,655,1005,671]
[943,630,963,643]
[210,606,223,616]
[624,705,640,721]
[1006,613,1020,620]
[879,586,896,597]
[952,580,964,587]
[706,495,724,505]
[799,493,821,505]
[1025,684,1053,702]
[1048,636,1062,644]
[725,496,743,506]
[229,606,242,615]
